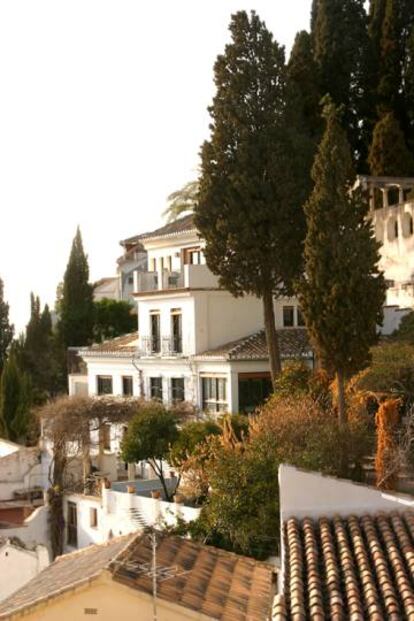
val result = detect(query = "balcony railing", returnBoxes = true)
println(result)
[138,335,184,357]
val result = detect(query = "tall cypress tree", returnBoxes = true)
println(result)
[0,278,13,374]
[299,102,385,424]
[368,111,414,176]
[288,31,322,143]
[0,350,32,442]
[194,11,312,385]
[23,295,59,402]
[58,227,94,349]
[312,0,371,166]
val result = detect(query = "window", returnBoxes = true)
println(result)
[238,374,272,413]
[297,307,306,327]
[67,501,78,547]
[202,377,227,413]
[171,378,185,403]
[128,276,133,284]
[90,507,98,528]
[101,423,111,451]
[283,306,294,327]
[97,375,113,395]
[171,309,183,353]
[150,311,160,353]
[166,256,172,272]
[395,220,399,238]
[122,376,133,396]
[149,258,156,272]
[150,377,163,401]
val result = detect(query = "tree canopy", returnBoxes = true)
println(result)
[195,10,312,383]
[0,277,13,374]
[299,102,385,423]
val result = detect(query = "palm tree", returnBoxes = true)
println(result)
[163,180,199,222]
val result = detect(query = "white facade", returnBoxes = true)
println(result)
[73,217,311,415]
[0,539,49,603]
[0,442,49,502]
[63,483,200,552]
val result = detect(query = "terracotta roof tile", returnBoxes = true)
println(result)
[194,328,313,362]
[278,511,414,620]
[80,331,138,357]
[121,214,195,246]
[111,532,276,621]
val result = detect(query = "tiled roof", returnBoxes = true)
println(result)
[0,532,275,621]
[111,532,276,621]
[277,511,414,620]
[0,534,135,619]
[121,214,196,246]
[194,328,312,361]
[80,331,138,358]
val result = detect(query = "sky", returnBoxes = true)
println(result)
[0,0,312,332]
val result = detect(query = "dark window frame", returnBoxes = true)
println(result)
[283,306,295,327]
[150,311,161,353]
[201,377,227,413]
[150,377,163,401]
[97,375,113,396]
[171,377,185,403]
[171,310,183,354]
[122,376,134,396]
[67,501,78,547]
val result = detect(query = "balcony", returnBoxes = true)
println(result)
[133,264,219,294]
[138,335,185,357]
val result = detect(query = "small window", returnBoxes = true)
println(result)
[171,378,185,403]
[150,377,163,401]
[90,507,98,528]
[283,306,295,327]
[297,308,306,327]
[150,311,161,353]
[128,276,133,284]
[67,501,78,547]
[97,376,113,395]
[202,377,228,413]
[122,376,133,396]
[171,309,183,354]
[101,423,111,451]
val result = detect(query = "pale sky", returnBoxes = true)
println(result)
[0,0,312,332]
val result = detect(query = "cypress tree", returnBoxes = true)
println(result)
[23,295,58,402]
[0,350,32,442]
[58,227,94,349]
[312,0,371,166]
[368,111,414,176]
[299,102,385,424]
[0,278,13,374]
[194,11,312,385]
[288,31,322,143]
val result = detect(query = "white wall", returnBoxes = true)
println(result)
[0,541,49,602]
[0,447,43,501]
[84,359,140,397]
[68,374,89,396]
[64,487,200,552]
[380,305,411,335]
[137,295,195,356]
[2,505,50,551]
[0,439,21,458]
[279,464,414,522]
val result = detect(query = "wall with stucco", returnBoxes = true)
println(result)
[0,541,49,602]
[7,573,215,621]
[2,506,50,551]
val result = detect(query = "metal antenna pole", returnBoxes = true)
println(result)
[152,530,158,621]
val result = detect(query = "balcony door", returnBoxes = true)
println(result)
[150,311,160,353]
[171,309,182,354]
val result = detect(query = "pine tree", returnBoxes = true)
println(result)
[0,278,13,374]
[58,227,94,349]
[0,350,32,442]
[288,31,322,143]
[299,102,385,424]
[404,24,414,152]
[194,11,312,386]
[368,111,414,176]
[312,0,371,166]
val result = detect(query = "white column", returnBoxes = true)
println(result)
[228,371,239,414]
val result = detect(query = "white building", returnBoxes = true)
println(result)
[0,538,49,603]
[358,175,414,331]
[70,215,313,414]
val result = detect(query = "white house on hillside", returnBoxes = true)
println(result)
[70,215,313,414]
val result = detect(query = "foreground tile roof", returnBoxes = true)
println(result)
[194,328,312,362]
[0,534,135,619]
[276,511,414,620]
[121,214,196,246]
[0,532,275,621]
[111,532,276,621]
[80,331,139,357]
